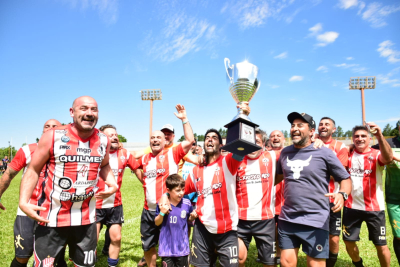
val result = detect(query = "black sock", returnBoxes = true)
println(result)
[56,247,68,267]
[10,258,27,267]
[393,238,400,265]
[352,257,364,267]
[326,251,338,267]
[103,226,111,253]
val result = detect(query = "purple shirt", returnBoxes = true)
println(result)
[156,198,193,257]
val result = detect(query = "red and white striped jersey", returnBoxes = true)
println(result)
[275,180,285,215]
[236,151,278,220]
[40,125,109,227]
[96,148,139,209]
[185,154,242,234]
[9,143,47,216]
[345,148,385,211]
[138,144,186,211]
[322,139,349,203]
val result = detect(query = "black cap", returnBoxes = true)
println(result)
[287,112,316,129]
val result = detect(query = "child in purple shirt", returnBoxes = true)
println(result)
[155,174,197,267]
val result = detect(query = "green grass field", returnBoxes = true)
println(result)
[0,171,398,266]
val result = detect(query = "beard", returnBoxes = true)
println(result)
[292,135,309,146]
[270,142,283,148]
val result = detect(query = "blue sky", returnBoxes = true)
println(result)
[1,0,399,148]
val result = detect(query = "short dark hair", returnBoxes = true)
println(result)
[166,174,185,191]
[320,117,336,126]
[99,124,117,132]
[352,125,368,136]
[204,128,223,145]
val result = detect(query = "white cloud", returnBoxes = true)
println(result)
[224,0,297,29]
[267,84,280,89]
[334,63,368,73]
[338,0,359,9]
[274,52,288,59]
[377,40,400,63]
[362,2,400,28]
[316,66,328,72]
[346,57,354,60]
[289,76,303,82]
[296,59,305,62]
[339,1,400,28]
[377,67,400,87]
[308,23,339,47]
[375,117,400,123]
[64,0,118,24]
[308,23,322,35]
[144,13,219,62]
[316,31,339,47]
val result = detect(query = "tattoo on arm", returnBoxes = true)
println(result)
[0,168,19,196]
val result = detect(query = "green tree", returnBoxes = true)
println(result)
[218,128,227,139]
[21,143,27,147]
[118,135,127,142]
[282,130,289,138]
[382,124,393,136]
[0,147,18,159]
[344,130,352,137]
[178,135,185,142]
[36,138,39,143]
[332,126,344,137]
[197,135,205,141]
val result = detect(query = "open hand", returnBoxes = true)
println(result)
[174,104,188,121]
[19,203,50,223]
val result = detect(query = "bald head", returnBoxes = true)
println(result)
[72,96,97,110]
[43,119,62,133]
[269,130,285,150]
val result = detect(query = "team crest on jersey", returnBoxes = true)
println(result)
[98,144,106,157]
[262,158,269,167]
[159,155,165,163]
[181,210,187,218]
[43,256,55,267]
[59,177,73,190]
[61,135,70,143]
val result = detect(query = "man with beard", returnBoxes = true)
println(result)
[276,112,351,267]
[372,120,400,264]
[137,104,194,267]
[343,124,393,267]
[96,124,140,267]
[317,117,349,267]
[236,128,279,267]
[19,96,118,267]
[0,119,68,267]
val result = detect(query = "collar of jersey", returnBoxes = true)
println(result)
[206,155,222,166]
[68,124,97,142]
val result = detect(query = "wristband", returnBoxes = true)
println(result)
[159,212,165,217]
[183,120,189,125]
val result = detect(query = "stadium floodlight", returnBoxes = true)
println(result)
[140,89,162,137]
[349,76,376,124]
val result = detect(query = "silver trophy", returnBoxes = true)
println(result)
[224,58,260,121]
[222,58,261,156]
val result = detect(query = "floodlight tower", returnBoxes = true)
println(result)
[349,76,376,124]
[140,89,162,137]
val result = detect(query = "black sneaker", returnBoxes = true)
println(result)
[137,256,147,267]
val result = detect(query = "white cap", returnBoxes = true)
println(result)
[161,124,174,133]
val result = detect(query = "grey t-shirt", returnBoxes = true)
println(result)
[277,144,349,231]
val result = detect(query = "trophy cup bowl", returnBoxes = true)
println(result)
[222,58,262,156]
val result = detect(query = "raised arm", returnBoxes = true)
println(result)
[19,131,53,223]
[174,104,194,154]
[368,122,393,165]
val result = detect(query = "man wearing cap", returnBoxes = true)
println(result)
[275,112,351,267]
[371,121,400,264]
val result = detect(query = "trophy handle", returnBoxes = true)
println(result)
[224,58,234,83]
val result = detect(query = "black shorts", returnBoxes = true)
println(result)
[14,215,36,258]
[342,207,387,246]
[238,218,276,265]
[96,205,124,226]
[33,223,97,267]
[162,256,189,267]
[190,219,238,267]
[329,203,342,236]
[278,220,329,259]
[140,208,160,251]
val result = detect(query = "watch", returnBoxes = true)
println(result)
[338,191,348,201]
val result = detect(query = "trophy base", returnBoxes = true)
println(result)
[221,117,262,157]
